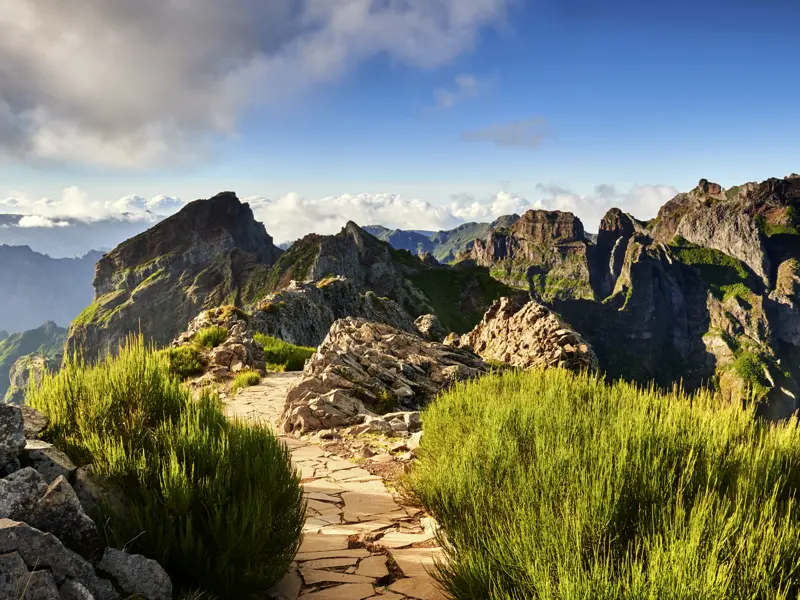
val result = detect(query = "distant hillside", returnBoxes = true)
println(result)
[364,215,521,263]
[0,321,65,400]
[0,245,102,333]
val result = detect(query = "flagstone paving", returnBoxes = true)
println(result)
[224,377,448,600]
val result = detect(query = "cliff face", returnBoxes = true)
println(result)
[66,192,282,361]
[0,321,65,401]
[556,175,800,418]
[469,209,594,301]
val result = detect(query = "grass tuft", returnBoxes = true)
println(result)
[193,326,228,349]
[157,345,205,380]
[253,333,314,372]
[232,369,261,393]
[28,334,304,598]
[408,368,800,599]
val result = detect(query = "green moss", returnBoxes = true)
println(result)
[72,302,100,327]
[206,305,249,323]
[732,350,772,400]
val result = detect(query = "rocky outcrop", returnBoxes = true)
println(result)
[0,321,65,402]
[280,319,488,434]
[469,209,594,301]
[414,314,446,342]
[66,192,282,362]
[5,353,60,405]
[0,405,171,600]
[250,277,420,348]
[593,209,648,299]
[449,297,599,373]
[171,305,266,383]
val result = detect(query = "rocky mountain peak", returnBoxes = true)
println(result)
[697,178,723,196]
[67,191,284,361]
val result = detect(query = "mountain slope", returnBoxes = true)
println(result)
[0,245,101,333]
[66,191,283,361]
[0,321,65,399]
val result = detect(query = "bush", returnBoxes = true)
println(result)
[158,345,205,379]
[193,326,228,349]
[28,335,305,598]
[232,369,261,393]
[408,369,800,599]
[253,333,314,372]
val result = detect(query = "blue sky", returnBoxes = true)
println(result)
[1,0,798,251]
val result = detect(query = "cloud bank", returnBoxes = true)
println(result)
[0,0,509,167]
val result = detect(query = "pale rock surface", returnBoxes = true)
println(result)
[281,318,487,434]
[452,297,599,372]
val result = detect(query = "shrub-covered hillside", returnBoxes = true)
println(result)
[409,369,800,599]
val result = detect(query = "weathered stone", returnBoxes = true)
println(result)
[20,441,77,483]
[72,466,127,521]
[457,297,598,373]
[20,406,49,439]
[58,580,96,600]
[0,551,29,598]
[0,467,47,521]
[31,477,103,562]
[23,569,61,599]
[0,519,77,582]
[0,404,26,465]
[98,548,171,600]
[281,319,487,434]
[414,314,446,342]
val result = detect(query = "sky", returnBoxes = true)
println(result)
[1,0,799,256]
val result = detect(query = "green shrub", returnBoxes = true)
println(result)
[408,369,800,599]
[28,335,304,598]
[253,333,314,372]
[157,345,205,379]
[232,369,261,393]
[193,326,228,349]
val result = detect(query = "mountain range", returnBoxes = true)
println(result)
[3,173,800,422]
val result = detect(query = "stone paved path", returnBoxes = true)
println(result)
[224,375,447,600]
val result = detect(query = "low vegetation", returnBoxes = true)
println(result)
[253,332,315,371]
[409,368,800,599]
[671,235,755,298]
[28,335,305,598]
[232,369,261,392]
[157,345,205,379]
[192,325,229,349]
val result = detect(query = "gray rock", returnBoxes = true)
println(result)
[0,519,78,583]
[414,314,446,342]
[0,404,26,465]
[0,467,47,521]
[31,477,103,562]
[20,406,49,439]
[0,551,30,598]
[63,548,119,600]
[71,466,126,521]
[20,441,77,483]
[98,548,172,600]
[59,580,95,600]
[23,569,61,599]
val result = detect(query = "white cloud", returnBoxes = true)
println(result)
[247,183,677,243]
[1,188,186,223]
[15,215,70,229]
[0,0,509,167]
[435,74,482,108]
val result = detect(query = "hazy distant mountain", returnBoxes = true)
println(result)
[0,214,153,258]
[364,215,521,263]
[0,245,101,333]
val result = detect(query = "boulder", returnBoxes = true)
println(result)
[20,406,48,439]
[0,519,118,600]
[281,318,487,434]
[456,297,599,373]
[19,440,76,483]
[0,468,47,521]
[98,548,172,600]
[72,466,127,521]
[0,550,30,598]
[58,580,95,600]
[0,404,26,467]
[414,314,446,342]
